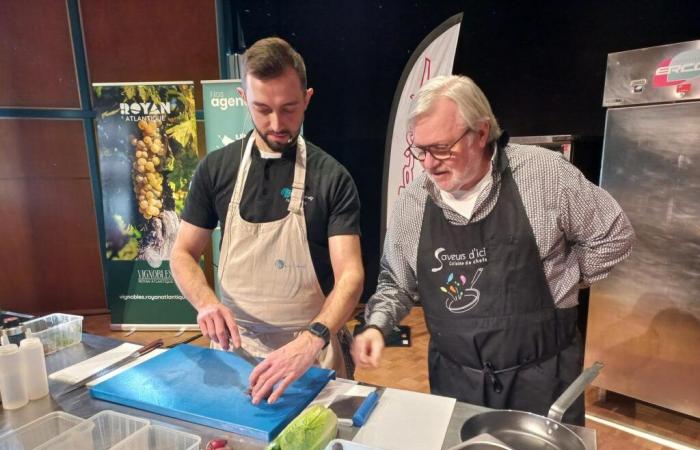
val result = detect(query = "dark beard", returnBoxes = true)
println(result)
[253,125,299,152]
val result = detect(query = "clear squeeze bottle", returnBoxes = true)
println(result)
[20,330,49,400]
[0,333,29,409]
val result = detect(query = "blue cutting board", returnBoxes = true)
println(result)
[90,345,335,441]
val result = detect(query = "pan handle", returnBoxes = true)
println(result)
[547,361,604,422]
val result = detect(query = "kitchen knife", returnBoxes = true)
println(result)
[329,395,367,425]
[55,338,164,397]
[167,332,203,348]
[352,388,384,427]
[228,337,260,367]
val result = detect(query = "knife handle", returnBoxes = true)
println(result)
[135,338,164,357]
[352,390,380,427]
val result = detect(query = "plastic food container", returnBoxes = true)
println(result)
[0,411,92,450]
[22,313,83,354]
[36,410,150,450]
[87,410,150,450]
[34,420,95,450]
[324,439,384,450]
[0,410,200,450]
[109,424,201,450]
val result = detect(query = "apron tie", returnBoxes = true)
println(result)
[484,361,504,393]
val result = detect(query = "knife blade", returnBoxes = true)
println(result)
[228,337,259,367]
[167,332,203,348]
[55,338,164,398]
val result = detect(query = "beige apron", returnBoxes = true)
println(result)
[214,134,346,377]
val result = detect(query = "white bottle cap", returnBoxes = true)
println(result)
[20,336,42,350]
[0,342,18,355]
[0,332,9,346]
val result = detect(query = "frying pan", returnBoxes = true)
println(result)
[453,361,604,450]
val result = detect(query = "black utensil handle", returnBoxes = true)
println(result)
[167,333,203,348]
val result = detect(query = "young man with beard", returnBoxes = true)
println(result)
[171,37,363,405]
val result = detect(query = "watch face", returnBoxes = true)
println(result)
[309,323,330,349]
[309,322,329,339]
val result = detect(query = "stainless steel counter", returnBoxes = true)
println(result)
[0,334,596,449]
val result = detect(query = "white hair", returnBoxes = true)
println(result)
[408,75,502,143]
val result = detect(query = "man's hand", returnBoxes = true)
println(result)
[351,328,384,369]
[171,222,239,348]
[248,332,324,405]
[197,303,241,350]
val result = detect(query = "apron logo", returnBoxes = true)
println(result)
[280,187,314,203]
[440,268,483,314]
[432,248,446,272]
[432,247,488,272]
[274,259,307,270]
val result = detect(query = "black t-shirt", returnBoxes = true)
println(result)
[182,135,361,295]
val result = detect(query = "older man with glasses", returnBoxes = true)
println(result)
[352,75,634,425]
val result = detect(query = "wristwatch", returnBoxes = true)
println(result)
[307,322,330,349]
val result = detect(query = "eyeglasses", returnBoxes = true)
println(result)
[407,128,472,161]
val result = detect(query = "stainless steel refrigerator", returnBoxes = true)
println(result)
[584,40,700,418]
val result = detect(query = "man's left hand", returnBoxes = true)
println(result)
[248,332,324,405]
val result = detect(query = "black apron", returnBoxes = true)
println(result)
[417,140,585,425]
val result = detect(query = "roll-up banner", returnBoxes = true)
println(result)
[201,79,251,294]
[382,13,463,243]
[93,81,199,330]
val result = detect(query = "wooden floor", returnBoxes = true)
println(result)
[83,308,700,449]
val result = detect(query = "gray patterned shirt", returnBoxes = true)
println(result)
[366,143,634,335]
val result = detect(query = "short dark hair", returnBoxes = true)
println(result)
[241,37,307,91]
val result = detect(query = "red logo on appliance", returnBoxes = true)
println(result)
[676,83,691,95]
[653,49,700,88]
[653,59,684,87]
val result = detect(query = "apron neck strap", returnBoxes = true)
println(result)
[288,135,307,214]
[230,133,307,213]
[231,134,257,208]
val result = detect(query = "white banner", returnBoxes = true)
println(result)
[382,14,463,238]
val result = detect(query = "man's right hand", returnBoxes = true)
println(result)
[171,221,240,349]
[197,303,241,350]
[351,327,385,369]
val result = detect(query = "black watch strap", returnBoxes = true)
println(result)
[307,322,330,349]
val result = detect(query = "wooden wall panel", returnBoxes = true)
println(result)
[0,119,89,179]
[80,0,220,109]
[196,120,206,159]
[0,0,80,108]
[0,119,105,314]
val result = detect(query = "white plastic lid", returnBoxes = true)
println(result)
[20,337,42,349]
[0,343,19,355]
